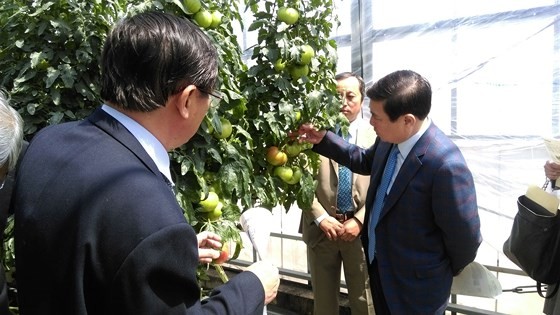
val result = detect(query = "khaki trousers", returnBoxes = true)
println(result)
[307,235,375,315]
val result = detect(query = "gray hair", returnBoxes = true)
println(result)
[0,91,23,171]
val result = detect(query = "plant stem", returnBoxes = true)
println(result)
[214,264,229,283]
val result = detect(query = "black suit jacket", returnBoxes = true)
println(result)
[13,108,264,314]
[0,141,28,313]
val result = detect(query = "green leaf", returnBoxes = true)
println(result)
[248,19,266,32]
[48,111,64,125]
[26,103,39,115]
[45,68,60,88]
[170,0,187,14]
[208,147,223,164]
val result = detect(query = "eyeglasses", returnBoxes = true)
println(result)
[197,87,222,101]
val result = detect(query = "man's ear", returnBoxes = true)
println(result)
[175,85,197,119]
[403,113,416,126]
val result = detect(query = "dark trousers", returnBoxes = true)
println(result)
[369,259,391,315]
[368,259,447,315]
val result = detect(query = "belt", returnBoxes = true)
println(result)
[333,211,355,223]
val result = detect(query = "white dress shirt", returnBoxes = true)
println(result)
[101,104,174,185]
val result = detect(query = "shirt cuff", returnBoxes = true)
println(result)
[314,213,330,225]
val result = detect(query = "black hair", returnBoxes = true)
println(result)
[335,72,366,103]
[366,70,431,121]
[100,11,218,112]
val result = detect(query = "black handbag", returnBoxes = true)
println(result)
[503,179,560,298]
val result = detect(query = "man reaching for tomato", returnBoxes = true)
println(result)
[13,12,279,315]
[299,72,376,315]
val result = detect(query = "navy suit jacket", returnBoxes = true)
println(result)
[13,108,265,314]
[314,122,481,315]
[0,142,27,313]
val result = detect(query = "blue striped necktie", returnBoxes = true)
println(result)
[337,131,353,212]
[368,145,399,263]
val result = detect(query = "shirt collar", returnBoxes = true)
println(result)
[336,118,367,142]
[397,117,431,159]
[101,104,174,184]
[348,118,363,134]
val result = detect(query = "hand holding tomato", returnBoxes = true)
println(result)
[197,231,222,264]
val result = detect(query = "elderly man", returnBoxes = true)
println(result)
[0,91,24,314]
[300,72,375,315]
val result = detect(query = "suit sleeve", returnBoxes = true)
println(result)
[353,125,377,224]
[313,131,375,176]
[310,196,328,222]
[432,158,482,275]
[110,223,265,315]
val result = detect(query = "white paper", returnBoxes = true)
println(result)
[240,207,273,260]
[239,207,273,315]
[451,262,502,298]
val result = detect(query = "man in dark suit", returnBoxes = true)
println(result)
[13,12,279,315]
[298,70,481,315]
[0,91,24,314]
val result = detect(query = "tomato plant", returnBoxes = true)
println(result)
[241,0,344,211]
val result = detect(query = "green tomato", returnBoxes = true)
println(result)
[209,11,223,29]
[274,166,293,182]
[274,59,286,72]
[208,201,223,221]
[289,64,309,80]
[184,0,201,14]
[194,10,213,28]
[285,167,303,185]
[213,117,233,139]
[37,59,50,70]
[285,143,301,157]
[278,7,299,25]
[199,191,219,212]
[298,45,315,65]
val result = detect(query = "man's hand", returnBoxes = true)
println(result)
[319,216,344,240]
[544,160,560,180]
[339,218,362,242]
[297,123,327,144]
[197,231,222,264]
[246,260,280,305]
